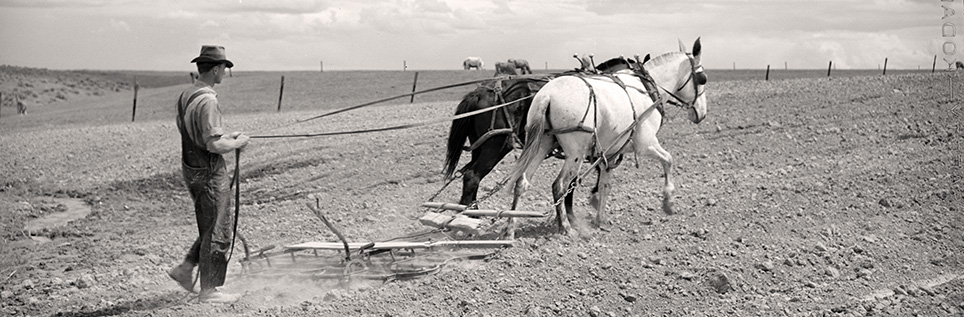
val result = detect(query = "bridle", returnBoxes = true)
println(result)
[658,53,706,110]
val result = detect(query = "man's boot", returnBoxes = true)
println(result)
[199,288,241,303]
[167,262,196,293]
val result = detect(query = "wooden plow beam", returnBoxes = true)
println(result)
[419,202,547,234]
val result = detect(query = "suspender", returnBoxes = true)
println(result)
[176,89,214,139]
[176,89,218,168]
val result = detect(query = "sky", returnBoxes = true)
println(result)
[0,0,943,71]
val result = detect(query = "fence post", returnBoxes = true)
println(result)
[933,55,938,73]
[882,58,888,75]
[765,65,770,81]
[320,61,324,72]
[131,78,139,122]
[410,72,420,103]
[404,60,408,71]
[827,61,832,77]
[545,61,548,71]
[277,76,285,112]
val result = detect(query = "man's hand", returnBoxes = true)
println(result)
[234,133,250,150]
[207,131,250,154]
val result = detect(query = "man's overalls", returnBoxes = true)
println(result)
[176,89,236,291]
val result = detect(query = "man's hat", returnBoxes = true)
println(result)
[190,45,234,68]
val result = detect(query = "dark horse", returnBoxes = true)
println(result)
[443,78,547,206]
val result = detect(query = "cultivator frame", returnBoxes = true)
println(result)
[236,198,517,282]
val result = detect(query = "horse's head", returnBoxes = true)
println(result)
[651,38,707,123]
[642,38,707,124]
[676,38,707,124]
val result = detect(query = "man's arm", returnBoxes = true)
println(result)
[206,131,249,154]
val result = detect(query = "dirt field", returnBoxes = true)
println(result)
[1,69,962,316]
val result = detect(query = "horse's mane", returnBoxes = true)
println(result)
[644,51,686,68]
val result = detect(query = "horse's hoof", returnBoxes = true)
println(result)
[662,201,676,215]
[591,218,610,229]
[557,226,571,237]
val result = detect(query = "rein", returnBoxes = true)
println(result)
[250,95,533,139]
[226,149,241,264]
[289,73,557,126]
[295,78,495,124]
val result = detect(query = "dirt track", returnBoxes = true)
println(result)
[1,71,963,316]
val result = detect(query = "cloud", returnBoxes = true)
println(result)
[200,20,220,28]
[220,0,332,15]
[0,0,113,8]
[0,0,937,70]
[355,0,475,35]
[109,18,130,32]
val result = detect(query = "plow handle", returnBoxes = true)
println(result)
[306,199,352,261]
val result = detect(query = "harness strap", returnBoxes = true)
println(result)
[600,74,638,119]
[489,80,502,131]
[628,64,666,131]
[484,79,531,149]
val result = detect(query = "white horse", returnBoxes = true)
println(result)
[506,38,707,239]
[463,57,484,70]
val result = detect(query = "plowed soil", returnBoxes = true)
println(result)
[1,71,962,317]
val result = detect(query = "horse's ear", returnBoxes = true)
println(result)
[693,37,702,57]
[643,54,651,64]
[678,38,686,52]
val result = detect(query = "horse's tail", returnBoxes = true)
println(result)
[443,91,480,179]
[509,92,551,188]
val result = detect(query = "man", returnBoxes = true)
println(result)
[168,45,249,303]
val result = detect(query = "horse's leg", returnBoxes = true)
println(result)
[589,166,613,227]
[461,140,512,206]
[458,160,480,206]
[640,142,675,214]
[552,154,584,236]
[564,179,577,232]
[507,136,554,240]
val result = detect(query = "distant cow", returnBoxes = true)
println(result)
[494,62,518,76]
[16,95,26,115]
[463,57,484,70]
[507,59,532,74]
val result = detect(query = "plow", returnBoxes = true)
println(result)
[235,198,538,282]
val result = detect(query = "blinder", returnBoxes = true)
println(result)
[694,65,707,85]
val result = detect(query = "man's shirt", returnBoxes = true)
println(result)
[178,83,226,150]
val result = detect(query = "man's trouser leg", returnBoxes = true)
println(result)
[184,164,234,291]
